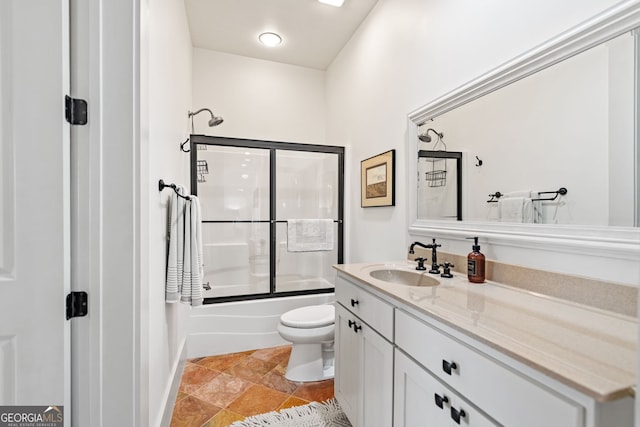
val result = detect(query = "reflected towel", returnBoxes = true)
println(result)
[287,219,334,252]
[499,197,534,223]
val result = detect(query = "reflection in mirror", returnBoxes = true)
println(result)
[415,30,637,227]
[417,150,462,221]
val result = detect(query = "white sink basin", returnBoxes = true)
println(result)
[369,268,440,287]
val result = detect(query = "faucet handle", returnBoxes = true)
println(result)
[414,257,427,271]
[440,262,454,278]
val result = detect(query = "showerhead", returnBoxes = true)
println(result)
[418,133,433,143]
[208,116,224,127]
[418,128,443,143]
[188,108,224,129]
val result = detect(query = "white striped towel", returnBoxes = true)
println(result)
[166,186,204,306]
[181,201,192,304]
[165,185,186,303]
[188,196,203,306]
[178,195,204,306]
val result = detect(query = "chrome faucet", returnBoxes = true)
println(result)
[409,239,441,274]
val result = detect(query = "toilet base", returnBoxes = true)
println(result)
[285,342,334,382]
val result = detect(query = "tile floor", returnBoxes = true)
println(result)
[170,345,335,427]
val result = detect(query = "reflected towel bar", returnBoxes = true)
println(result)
[487,187,567,203]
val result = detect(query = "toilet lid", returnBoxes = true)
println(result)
[280,304,335,328]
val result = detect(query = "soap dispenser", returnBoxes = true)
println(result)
[466,237,485,283]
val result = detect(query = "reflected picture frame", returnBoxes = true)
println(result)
[361,149,395,207]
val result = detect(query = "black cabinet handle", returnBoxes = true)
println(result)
[450,407,466,424]
[347,319,362,333]
[442,359,457,375]
[434,393,449,409]
[350,298,359,307]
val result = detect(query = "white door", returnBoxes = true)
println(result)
[0,0,70,421]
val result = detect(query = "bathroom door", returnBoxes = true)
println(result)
[0,0,70,420]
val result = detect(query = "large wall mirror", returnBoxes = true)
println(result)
[408,2,640,249]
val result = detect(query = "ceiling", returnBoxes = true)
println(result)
[184,0,379,70]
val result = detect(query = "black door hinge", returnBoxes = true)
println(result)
[65,95,87,125]
[66,291,88,320]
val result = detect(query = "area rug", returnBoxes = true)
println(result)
[229,398,352,427]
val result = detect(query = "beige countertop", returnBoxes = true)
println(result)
[334,261,637,402]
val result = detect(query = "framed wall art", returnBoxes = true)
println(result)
[361,149,395,207]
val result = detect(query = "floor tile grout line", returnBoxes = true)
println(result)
[172,345,334,427]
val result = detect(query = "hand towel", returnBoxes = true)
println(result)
[165,185,186,303]
[499,197,534,223]
[287,219,334,252]
[190,196,203,306]
[178,195,204,307]
[522,197,534,223]
[181,200,192,304]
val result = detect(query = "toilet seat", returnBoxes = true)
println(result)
[280,304,334,329]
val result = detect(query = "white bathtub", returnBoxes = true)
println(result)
[202,241,336,298]
[186,292,335,359]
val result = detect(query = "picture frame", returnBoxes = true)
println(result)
[361,149,395,207]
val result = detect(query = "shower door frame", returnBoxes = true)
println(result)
[190,134,344,304]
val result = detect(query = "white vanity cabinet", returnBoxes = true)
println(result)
[394,349,498,427]
[334,266,635,427]
[394,310,632,427]
[334,276,394,427]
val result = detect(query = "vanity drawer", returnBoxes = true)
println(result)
[395,349,499,427]
[395,310,583,427]
[336,276,394,340]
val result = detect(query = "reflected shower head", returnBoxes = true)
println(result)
[188,108,224,128]
[418,133,432,143]
[208,116,224,127]
[418,128,443,143]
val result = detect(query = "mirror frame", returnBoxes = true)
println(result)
[407,1,640,261]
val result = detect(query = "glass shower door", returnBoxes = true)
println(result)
[197,145,271,298]
[191,134,344,303]
[275,150,340,293]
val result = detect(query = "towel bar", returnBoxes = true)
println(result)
[159,179,191,200]
[487,187,567,203]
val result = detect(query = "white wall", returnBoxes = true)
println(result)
[429,42,611,225]
[325,0,623,264]
[145,1,192,425]
[186,49,336,358]
[192,48,326,144]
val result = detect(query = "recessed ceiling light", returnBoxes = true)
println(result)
[258,32,282,47]
[318,0,344,7]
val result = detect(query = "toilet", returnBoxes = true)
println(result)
[277,304,335,382]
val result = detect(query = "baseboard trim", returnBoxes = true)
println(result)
[159,338,187,427]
